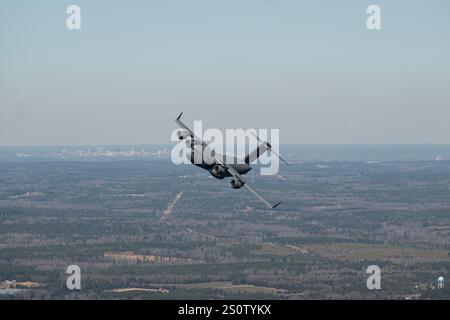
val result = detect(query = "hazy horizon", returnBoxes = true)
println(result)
[2,144,450,164]
[2,143,450,147]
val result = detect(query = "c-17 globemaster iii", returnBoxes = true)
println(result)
[174,112,288,209]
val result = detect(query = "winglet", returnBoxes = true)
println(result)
[272,201,282,209]
[176,112,183,121]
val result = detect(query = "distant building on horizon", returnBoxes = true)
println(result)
[438,277,444,289]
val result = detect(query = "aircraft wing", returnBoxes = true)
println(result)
[243,180,281,209]
[175,112,196,139]
[175,112,212,149]
[216,159,281,209]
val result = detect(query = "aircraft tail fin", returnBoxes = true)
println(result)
[244,141,269,165]
[245,132,289,165]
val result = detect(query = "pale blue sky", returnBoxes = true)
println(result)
[1,0,449,145]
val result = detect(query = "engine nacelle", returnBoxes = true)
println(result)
[230,179,243,189]
[212,165,225,175]
[176,129,190,140]
[185,137,193,148]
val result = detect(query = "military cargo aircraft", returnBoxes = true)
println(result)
[174,113,288,208]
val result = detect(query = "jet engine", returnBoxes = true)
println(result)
[176,129,190,140]
[185,137,193,148]
[212,165,225,175]
[230,179,243,189]
[209,164,225,179]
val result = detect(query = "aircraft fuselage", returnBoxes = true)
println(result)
[187,143,252,179]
